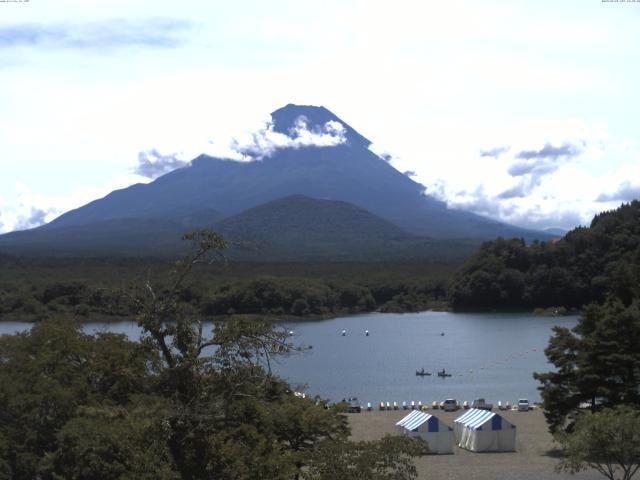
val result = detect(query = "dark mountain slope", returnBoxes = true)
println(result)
[0,195,477,261]
[216,194,408,242]
[0,218,188,256]
[41,104,548,240]
[214,195,477,261]
[0,104,551,257]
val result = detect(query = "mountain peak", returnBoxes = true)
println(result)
[270,104,371,147]
[0,103,554,254]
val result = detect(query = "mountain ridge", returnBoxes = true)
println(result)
[0,195,479,261]
[0,104,553,258]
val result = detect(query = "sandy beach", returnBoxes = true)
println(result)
[348,407,602,480]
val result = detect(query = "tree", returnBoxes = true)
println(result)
[535,299,640,433]
[556,406,640,480]
[0,317,158,480]
[303,435,428,480]
[449,201,640,311]
[39,404,176,480]
[121,230,372,479]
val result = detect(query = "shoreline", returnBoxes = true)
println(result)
[0,305,580,324]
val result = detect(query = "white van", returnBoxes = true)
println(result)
[517,399,529,411]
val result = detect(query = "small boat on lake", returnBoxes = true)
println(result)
[437,369,452,378]
[415,368,432,376]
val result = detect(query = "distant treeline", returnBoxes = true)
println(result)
[448,201,640,310]
[4,202,640,319]
[202,276,448,317]
[0,257,453,320]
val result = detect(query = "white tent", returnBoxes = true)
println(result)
[454,408,516,452]
[396,410,454,454]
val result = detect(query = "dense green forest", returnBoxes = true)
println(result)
[449,201,640,310]
[0,254,453,321]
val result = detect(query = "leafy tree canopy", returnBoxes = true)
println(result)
[535,299,640,433]
[556,406,640,480]
[449,201,640,310]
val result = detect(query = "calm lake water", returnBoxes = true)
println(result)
[0,311,577,405]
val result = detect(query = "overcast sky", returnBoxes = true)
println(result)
[1,0,639,233]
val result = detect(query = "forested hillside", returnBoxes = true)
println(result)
[448,201,640,310]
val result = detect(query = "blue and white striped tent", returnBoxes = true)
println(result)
[454,408,516,452]
[396,410,453,454]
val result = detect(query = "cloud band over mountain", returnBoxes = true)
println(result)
[13,207,55,231]
[134,149,190,179]
[231,116,347,160]
[135,115,348,178]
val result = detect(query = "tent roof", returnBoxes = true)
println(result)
[396,410,434,431]
[455,408,511,431]
[454,408,484,425]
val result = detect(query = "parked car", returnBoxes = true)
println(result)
[347,397,362,413]
[517,399,530,411]
[443,398,460,412]
[471,398,493,410]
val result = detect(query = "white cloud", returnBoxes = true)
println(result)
[596,181,640,203]
[134,149,190,179]
[13,207,56,231]
[133,114,348,176]
[204,115,346,161]
[0,183,61,233]
[409,119,633,231]
[0,18,195,51]
[367,143,396,163]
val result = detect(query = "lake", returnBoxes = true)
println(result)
[0,311,577,406]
